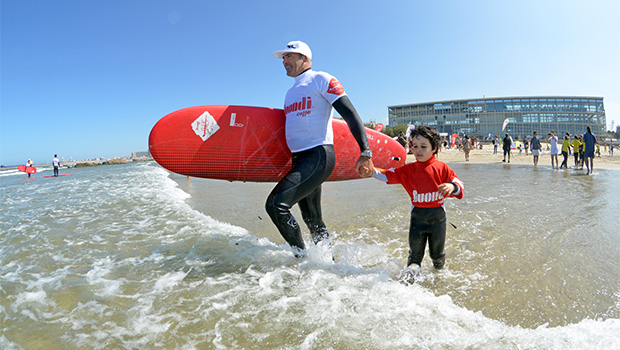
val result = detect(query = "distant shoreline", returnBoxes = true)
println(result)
[1,157,153,170]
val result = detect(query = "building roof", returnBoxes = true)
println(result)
[388,96,604,109]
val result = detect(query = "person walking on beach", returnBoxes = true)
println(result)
[571,135,582,167]
[52,154,60,177]
[548,130,559,169]
[560,133,571,169]
[578,135,585,169]
[463,135,471,161]
[502,133,512,163]
[582,126,597,175]
[530,131,541,167]
[523,136,529,156]
[366,126,463,282]
[493,137,499,155]
[266,41,373,256]
[397,131,407,150]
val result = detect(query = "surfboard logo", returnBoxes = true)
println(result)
[191,111,220,141]
[327,78,344,95]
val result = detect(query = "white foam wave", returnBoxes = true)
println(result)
[0,169,23,177]
[2,162,619,349]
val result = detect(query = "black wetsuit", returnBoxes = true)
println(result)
[265,94,369,254]
[407,207,446,269]
[265,145,335,251]
[503,136,512,156]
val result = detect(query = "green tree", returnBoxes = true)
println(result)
[380,123,409,137]
[382,125,394,137]
[392,124,408,136]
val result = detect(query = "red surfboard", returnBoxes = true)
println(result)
[44,174,72,178]
[149,105,406,182]
[17,165,37,174]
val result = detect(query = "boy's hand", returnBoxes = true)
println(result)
[438,183,455,197]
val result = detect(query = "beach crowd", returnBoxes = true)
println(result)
[397,128,618,172]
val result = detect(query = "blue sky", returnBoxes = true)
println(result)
[1,0,619,166]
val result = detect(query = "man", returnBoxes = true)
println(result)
[530,131,541,167]
[53,154,60,177]
[267,41,373,256]
[582,126,597,175]
[397,131,407,149]
[26,159,34,178]
[502,133,512,163]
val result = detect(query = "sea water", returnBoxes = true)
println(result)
[1,162,619,349]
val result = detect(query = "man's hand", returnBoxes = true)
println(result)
[355,156,374,177]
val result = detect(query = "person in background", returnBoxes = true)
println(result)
[560,133,571,169]
[523,136,529,156]
[582,126,597,175]
[26,159,34,178]
[578,135,584,169]
[502,133,513,163]
[53,154,61,177]
[548,130,559,170]
[493,136,499,155]
[267,40,373,257]
[366,126,463,283]
[570,135,582,168]
[463,135,471,161]
[530,131,541,167]
[397,131,407,150]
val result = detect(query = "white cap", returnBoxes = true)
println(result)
[273,41,312,60]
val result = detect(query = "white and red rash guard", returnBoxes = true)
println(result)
[283,70,346,153]
[378,155,463,208]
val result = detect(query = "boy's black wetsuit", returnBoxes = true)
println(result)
[407,207,446,269]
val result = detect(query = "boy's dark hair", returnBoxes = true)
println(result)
[410,126,441,154]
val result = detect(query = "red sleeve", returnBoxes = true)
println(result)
[385,163,411,185]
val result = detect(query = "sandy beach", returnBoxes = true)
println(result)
[433,145,620,170]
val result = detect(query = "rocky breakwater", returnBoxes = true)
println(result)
[74,158,130,168]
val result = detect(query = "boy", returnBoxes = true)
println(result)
[368,126,463,282]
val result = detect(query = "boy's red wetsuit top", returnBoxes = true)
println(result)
[385,155,463,208]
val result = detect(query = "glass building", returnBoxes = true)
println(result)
[388,96,606,138]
